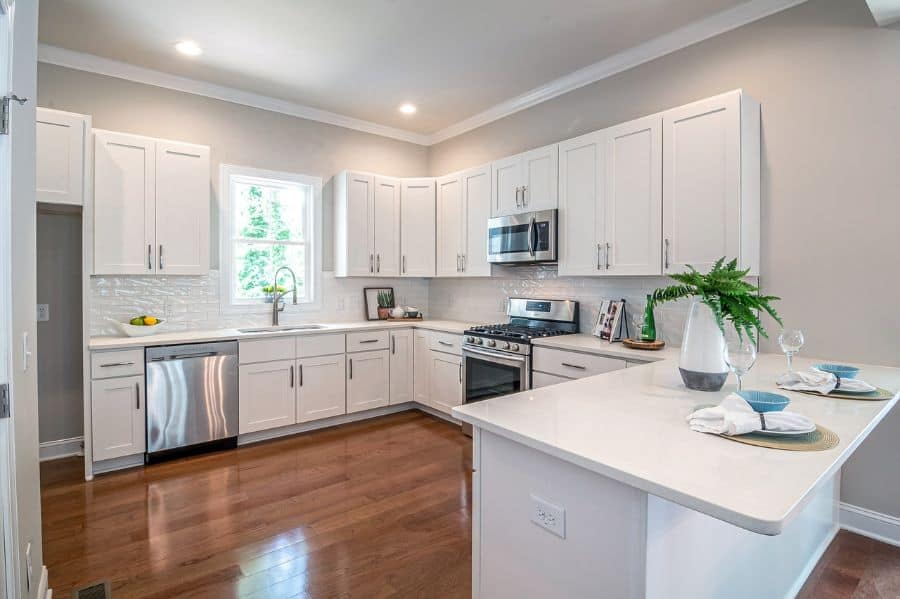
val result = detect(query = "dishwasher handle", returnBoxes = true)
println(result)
[146,341,239,363]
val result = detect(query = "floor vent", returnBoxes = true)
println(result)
[72,581,111,599]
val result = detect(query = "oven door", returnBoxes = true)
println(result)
[487,209,557,264]
[463,346,530,403]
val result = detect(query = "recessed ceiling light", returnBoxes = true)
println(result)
[174,40,203,57]
[399,103,417,115]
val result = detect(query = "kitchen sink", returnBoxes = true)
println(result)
[237,324,327,334]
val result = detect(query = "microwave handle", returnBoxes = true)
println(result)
[528,216,536,257]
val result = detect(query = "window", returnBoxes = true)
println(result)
[221,165,321,307]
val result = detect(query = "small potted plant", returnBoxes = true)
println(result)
[261,284,287,303]
[377,290,393,320]
[652,258,781,391]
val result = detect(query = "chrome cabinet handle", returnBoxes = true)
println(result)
[290,365,294,388]
[147,244,153,270]
[135,382,140,409]
[370,254,374,273]
[461,254,466,272]
[159,244,164,270]
[402,255,406,274]
[605,242,611,270]
[360,339,379,344]
[100,361,135,368]
[664,239,670,270]
[597,243,602,270]
[456,254,461,272]
[522,185,528,206]
[514,186,520,208]
[391,336,396,354]
[299,364,303,387]
[349,358,353,380]
[459,363,463,383]
[561,362,586,370]
[376,254,381,273]
[438,340,453,347]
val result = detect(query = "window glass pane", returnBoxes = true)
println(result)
[232,181,309,242]
[232,242,307,302]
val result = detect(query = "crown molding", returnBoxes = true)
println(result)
[427,0,808,144]
[865,0,900,26]
[37,44,432,146]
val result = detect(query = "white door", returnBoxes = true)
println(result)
[429,351,463,415]
[347,350,390,413]
[491,154,522,216]
[461,164,492,277]
[662,92,741,274]
[413,330,430,406]
[93,130,156,274]
[344,172,375,276]
[521,144,558,211]
[389,329,413,405]
[435,174,463,277]
[90,375,146,461]
[35,108,86,206]
[558,131,604,276]
[373,176,401,276]
[239,360,296,433]
[297,355,346,423]
[155,140,210,275]
[400,178,435,277]
[604,115,662,275]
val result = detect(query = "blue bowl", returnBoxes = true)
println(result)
[814,363,860,379]
[736,390,790,413]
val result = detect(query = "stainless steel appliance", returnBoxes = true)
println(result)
[487,209,557,264]
[146,341,239,460]
[461,298,578,434]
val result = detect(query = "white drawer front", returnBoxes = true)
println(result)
[626,360,651,368]
[239,336,296,364]
[347,330,389,353]
[91,349,145,379]
[297,333,346,358]
[429,331,462,355]
[532,371,572,389]
[533,347,626,379]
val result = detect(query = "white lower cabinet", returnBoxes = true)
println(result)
[532,371,572,389]
[239,359,296,434]
[429,350,463,415]
[389,329,414,405]
[91,375,145,461]
[413,330,431,406]
[347,350,390,413]
[297,355,347,423]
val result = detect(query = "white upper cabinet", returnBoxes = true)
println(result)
[93,130,210,275]
[400,178,435,277]
[435,174,464,277]
[492,144,558,216]
[334,171,375,277]
[36,108,88,206]
[461,164,492,277]
[558,131,604,276]
[662,90,759,275]
[373,176,401,276]
[491,154,522,217]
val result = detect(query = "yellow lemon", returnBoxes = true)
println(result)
[143,316,159,326]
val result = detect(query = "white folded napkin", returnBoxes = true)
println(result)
[687,393,814,436]
[776,368,875,395]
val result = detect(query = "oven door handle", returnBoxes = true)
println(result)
[464,346,528,367]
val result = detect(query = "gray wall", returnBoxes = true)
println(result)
[428,0,900,516]
[36,208,84,444]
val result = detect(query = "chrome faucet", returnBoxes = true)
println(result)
[271,266,298,326]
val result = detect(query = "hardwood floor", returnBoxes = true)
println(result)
[798,530,900,598]
[40,411,472,598]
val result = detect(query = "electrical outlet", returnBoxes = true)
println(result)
[530,494,565,538]
[36,304,49,322]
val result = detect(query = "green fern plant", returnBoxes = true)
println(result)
[651,258,782,343]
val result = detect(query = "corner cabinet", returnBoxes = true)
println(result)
[492,144,558,216]
[436,164,491,277]
[93,130,210,275]
[36,108,89,206]
[389,329,414,404]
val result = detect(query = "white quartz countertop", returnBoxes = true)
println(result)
[532,333,680,362]
[89,319,475,350]
[453,354,900,535]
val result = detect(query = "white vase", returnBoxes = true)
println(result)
[679,298,728,391]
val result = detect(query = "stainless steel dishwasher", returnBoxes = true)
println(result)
[145,341,239,460]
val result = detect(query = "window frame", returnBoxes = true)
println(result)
[220,164,322,312]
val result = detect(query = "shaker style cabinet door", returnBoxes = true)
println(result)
[238,360,297,434]
[491,154,522,217]
[400,178,436,277]
[520,143,558,212]
[435,174,464,277]
[334,171,375,277]
[413,330,431,406]
[36,108,87,206]
[346,350,390,414]
[373,176,401,276]
[429,351,463,415]
[558,131,604,276]
[155,140,210,275]
[389,329,414,405]
[91,375,146,461]
[296,355,347,423]
[461,164,492,277]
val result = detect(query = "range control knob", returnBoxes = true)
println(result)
[465,336,474,343]
[510,344,520,352]
[475,338,484,345]
[500,341,510,350]
[487,339,496,347]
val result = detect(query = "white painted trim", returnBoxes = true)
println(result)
[840,502,900,548]
[785,524,839,599]
[91,452,144,476]
[38,437,84,462]
[415,403,461,425]
[37,565,48,599]
[37,44,431,146]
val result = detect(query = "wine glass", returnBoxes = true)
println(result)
[778,329,805,373]
[724,337,757,391]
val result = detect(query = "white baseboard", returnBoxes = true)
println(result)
[39,436,84,462]
[415,403,461,425]
[840,502,900,548]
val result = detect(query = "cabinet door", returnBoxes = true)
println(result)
[604,115,662,276]
[491,154,522,217]
[435,174,463,277]
[413,330,431,406]
[400,178,435,277]
[297,355,346,423]
[36,108,86,206]
[429,351,463,415]
[239,360,296,433]
[342,172,375,276]
[94,131,156,274]
[373,176,401,276]
[347,350,389,413]
[521,144,558,211]
[155,140,210,275]
[461,165,492,277]
[662,92,741,274]
[91,375,145,461]
[558,132,604,276]
[389,329,414,405]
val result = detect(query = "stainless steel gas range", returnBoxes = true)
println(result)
[461,298,579,433]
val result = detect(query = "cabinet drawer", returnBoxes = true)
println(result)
[429,331,462,355]
[347,330,389,353]
[532,371,572,389]
[239,337,296,364]
[297,333,346,358]
[533,347,626,379]
[91,349,144,379]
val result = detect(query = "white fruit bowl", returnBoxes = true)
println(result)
[112,319,167,337]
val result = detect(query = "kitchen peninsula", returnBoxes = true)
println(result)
[454,353,900,599]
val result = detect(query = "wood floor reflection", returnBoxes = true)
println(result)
[798,530,900,598]
[41,411,472,598]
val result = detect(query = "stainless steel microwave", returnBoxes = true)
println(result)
[487,209,557,264]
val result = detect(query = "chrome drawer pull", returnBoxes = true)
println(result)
[359,339,379,344]
[561,362,586,370]
[438,340,453,347]
[100,361,135,368]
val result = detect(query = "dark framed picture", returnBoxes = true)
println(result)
[364,287,395,321]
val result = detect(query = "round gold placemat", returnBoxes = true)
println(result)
[718,425,839,452]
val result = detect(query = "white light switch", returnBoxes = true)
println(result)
[36,304,49,322]
[531,494,566,538]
